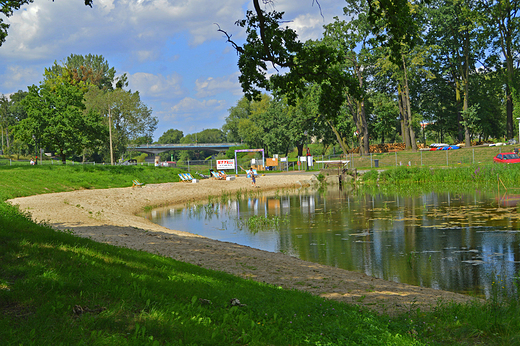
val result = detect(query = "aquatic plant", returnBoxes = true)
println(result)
[237,215,289,233]
[361,169,379,183]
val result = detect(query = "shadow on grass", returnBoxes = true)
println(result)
[0,202,413,345]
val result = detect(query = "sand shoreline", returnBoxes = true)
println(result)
[9,173,481,314]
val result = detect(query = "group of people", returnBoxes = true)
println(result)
[209,167,257,187]
[209,169,227,179]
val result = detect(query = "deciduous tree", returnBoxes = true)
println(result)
[15,82,105,163]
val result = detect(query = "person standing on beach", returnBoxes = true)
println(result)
[248,167,256,187]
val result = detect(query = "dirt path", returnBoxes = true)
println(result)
[9,174,482,315]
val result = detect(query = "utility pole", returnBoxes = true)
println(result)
[109,107,114,165]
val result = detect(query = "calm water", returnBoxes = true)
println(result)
[144,187,520,298]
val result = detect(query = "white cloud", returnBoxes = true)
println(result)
[0,0,347,138]
[0,65,41,90]
[287,14,326,42]
[128,72,185,98]
[195,73,241,98]
[255,0,345,42]
[169,97,226,115]
[1,0,246,63]
[135,50,159,63]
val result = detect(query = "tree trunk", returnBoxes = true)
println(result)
[402,56,417,151]
[325,118,350,157]
[506,83,513,139]
[463,30,471,148]
[353,60,369,156]
[346,95,364,156]
[398,87,410,148]
[502,10,515,140]
[296,143,304,157]
[359,101,370,155]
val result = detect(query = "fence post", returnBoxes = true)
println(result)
[446,150,448,166]
[188,160,190,172]
[370,153,373,168]
[395,151,397,166]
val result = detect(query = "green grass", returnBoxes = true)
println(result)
[0,201,417,345]
[0,164,183,201]
[361,164,520,191]
[1,164,520,345]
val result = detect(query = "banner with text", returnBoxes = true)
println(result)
[217,159,235,170]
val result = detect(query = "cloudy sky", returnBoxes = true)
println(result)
[0,0,345,140]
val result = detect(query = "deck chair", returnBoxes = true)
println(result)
[211,171,225,180]
[132,179,144,188]
[178,173,192,182]
[185,173,195,181]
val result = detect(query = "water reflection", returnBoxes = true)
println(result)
[144,187,520,298]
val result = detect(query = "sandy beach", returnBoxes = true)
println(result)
[9,173,481,315]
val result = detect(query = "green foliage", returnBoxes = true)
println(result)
[362,169,380,183]
[156,129,184,161]
[15,82,106,163]
[44,54,117,91]
[83,87,157,163]
[375,165,520,189]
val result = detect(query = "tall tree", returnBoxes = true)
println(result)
[425,0,485,147]
[0,94,8,152]
[479,0,520,139]
[15,82,105,163]
[223,96,252,143]
[322,2,373,155]
[84,87,157,163]
[221,2,360,157]
[45,54,119,91]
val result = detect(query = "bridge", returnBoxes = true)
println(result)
[127,143,240,155]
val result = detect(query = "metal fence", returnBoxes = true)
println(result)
[0,145,511,170]
[348,145,509,170]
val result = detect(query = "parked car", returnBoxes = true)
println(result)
[493,152,520,164]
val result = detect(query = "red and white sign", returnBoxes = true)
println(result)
[217,159,235,170]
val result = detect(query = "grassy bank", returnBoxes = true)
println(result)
[361,164,520,189]
[0,164,182,201]
[1,165,520,345]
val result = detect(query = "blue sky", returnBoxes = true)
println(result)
[0,0,345,140]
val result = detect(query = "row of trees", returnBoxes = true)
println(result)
[221,0,520,155]
[0,54,157,163]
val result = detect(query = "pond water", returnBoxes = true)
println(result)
[143,187,520,299]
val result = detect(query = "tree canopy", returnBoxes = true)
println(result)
[15,82,105,163]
